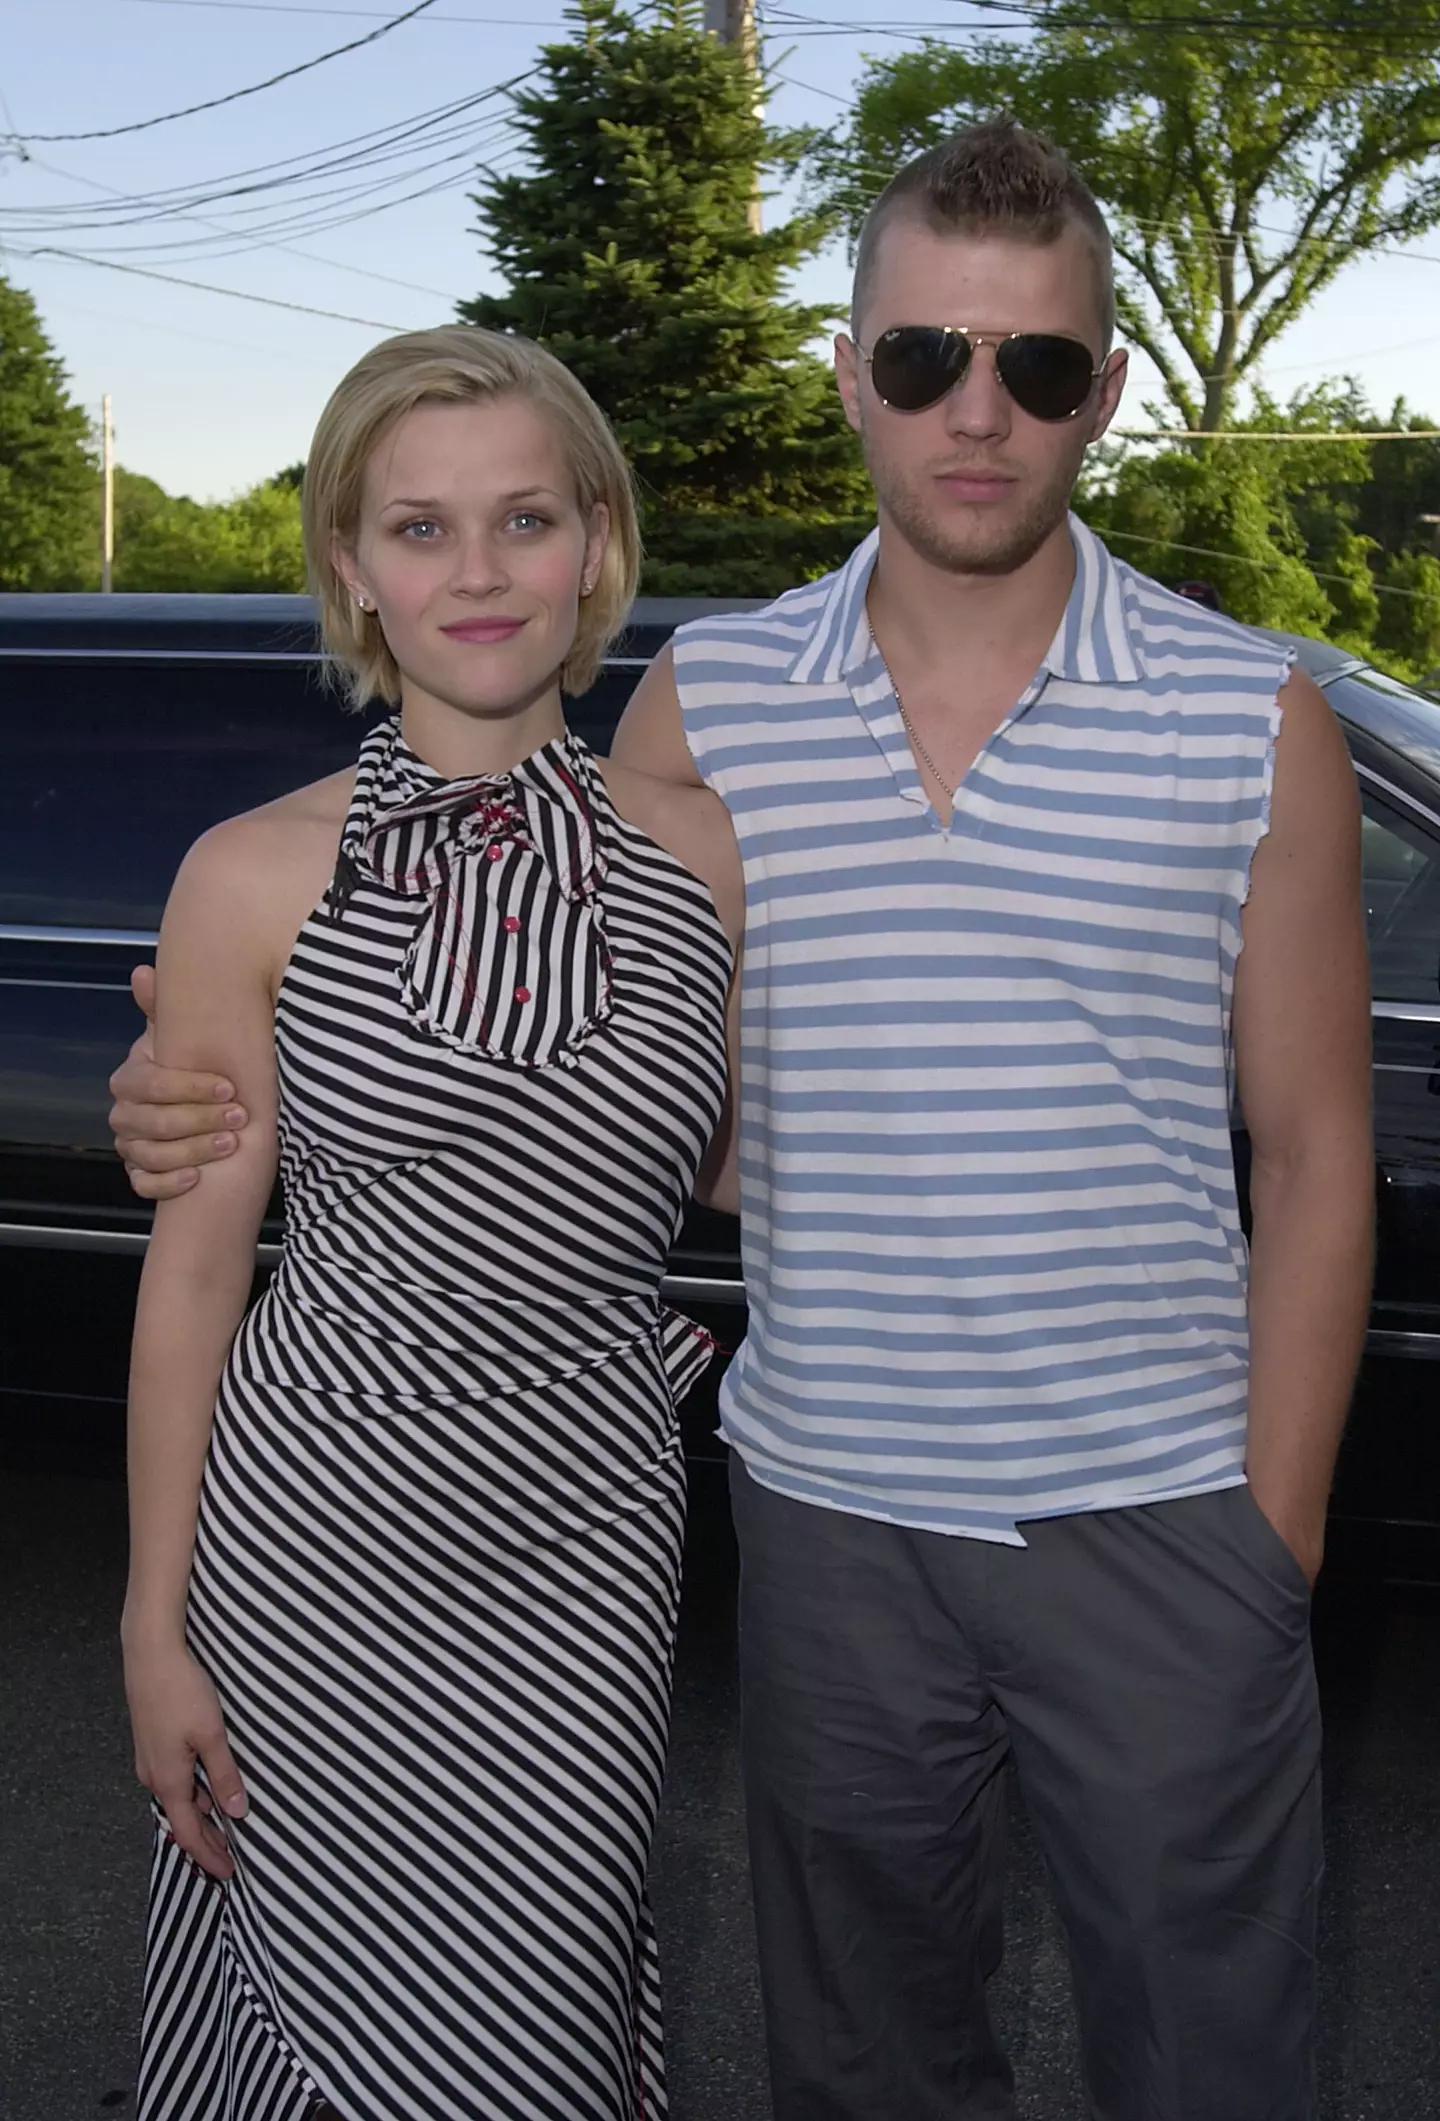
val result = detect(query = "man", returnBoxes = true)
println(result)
[113,122,1372,2121]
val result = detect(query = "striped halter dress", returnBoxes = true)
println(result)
[138,717,731,2121]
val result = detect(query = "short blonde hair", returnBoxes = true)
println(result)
[302,324,641,703]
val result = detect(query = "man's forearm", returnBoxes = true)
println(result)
[1244,1140,1375,1575]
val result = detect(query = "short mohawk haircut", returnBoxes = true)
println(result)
[851,117,1116,348]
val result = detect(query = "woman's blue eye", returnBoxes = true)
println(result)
[401,519,441,540]
[509,512,549,533]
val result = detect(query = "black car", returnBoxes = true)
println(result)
[2,597,1438,1566]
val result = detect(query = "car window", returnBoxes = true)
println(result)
[0,653,642,931]
[1361,791,1440,1004]
[1327,668,1440,782]
[0,656,359,930]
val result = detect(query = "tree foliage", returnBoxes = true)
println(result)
[459,0,870,592]
[0,277,98,590]
[1079,382,1440,681]
[112,470,305,592]
[806,0,1440,432]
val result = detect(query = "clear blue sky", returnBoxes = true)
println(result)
[2,0,1439,501]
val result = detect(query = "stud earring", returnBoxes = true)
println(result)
[355,594,371,612]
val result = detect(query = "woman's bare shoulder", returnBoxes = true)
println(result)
[166,769,356,968]
[597,757,743,943]
[180,769,354,877]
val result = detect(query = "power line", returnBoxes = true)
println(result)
[1,91,521,226]
[1100,527,1440,600]
[31,290,329,359]
[14,128,521,257]
[926,0,1440,43]
[12,152,518,284]
[7,0,442,145]
[1262,333,1440,377]
[3,89,509,214]
[10,150,482,293]
[1115,428,1440,442]
[120,0,568,17]
[0,86,526,271]
[16,246,418,328]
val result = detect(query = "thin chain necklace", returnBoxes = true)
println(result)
[875,645,955,799]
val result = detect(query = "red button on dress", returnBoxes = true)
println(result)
[514,986,532,1004]
[504,916,522,933]
[487,845,505,863]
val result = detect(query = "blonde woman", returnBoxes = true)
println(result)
[121,326,742,2121]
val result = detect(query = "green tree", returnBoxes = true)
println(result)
[1079,447,1336,635]
[460,0,872,593]
[114,476,306,592]
[1373,548,1440,682]
[0,276,98,589]
[1333,397,1440,559]
[1078,381,1440,678]
[806,0,1440,433]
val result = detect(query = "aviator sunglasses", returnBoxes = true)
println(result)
[860,326,1104,422]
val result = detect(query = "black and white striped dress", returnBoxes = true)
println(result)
[138,718,731,2121]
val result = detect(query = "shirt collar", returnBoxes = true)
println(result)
[783,512,1145,689]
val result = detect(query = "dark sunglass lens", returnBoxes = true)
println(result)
[996,335,1096,420]
[870,327,970,411]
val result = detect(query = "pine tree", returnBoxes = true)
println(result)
[0,277,98,590]
[459,0,872,594]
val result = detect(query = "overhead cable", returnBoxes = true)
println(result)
[2,123,521,255]
[0,87,523,227]
[927,0,1440,41]
[14,245,419,328]
[122,0,568,18]
[1115,428,1440,441]
[8,0,441,144]
[1100,528,1440,599]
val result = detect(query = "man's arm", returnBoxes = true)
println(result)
[693,945,742,1217]
[1233,668,1374,1585]
[610,643,705,785]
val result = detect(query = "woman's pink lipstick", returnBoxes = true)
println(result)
[441,618,525,643]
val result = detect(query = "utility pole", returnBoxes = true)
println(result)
[704,0,763,234]
[101,395,115,594]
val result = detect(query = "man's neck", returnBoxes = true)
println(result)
[865,509,1078,684]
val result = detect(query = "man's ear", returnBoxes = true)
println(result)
[1088,347,1129,443]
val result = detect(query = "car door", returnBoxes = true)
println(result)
[1356,776,1440,1350]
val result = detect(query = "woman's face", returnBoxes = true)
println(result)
[340,394,608,721]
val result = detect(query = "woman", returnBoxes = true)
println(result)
[121,325,742,2121]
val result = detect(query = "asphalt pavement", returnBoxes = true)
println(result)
[3,1438,1440,2121]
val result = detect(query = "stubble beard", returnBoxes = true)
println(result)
[871,445,1082,580]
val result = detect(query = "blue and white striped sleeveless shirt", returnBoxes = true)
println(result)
[673,516,1293,1544]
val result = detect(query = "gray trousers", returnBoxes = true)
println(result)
[730,1458,1323,2121]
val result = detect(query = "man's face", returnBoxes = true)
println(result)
[836,217,1127,578]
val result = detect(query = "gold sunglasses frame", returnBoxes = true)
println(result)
[857,327,1106,420]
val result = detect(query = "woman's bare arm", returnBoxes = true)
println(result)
[121,807,318,1876]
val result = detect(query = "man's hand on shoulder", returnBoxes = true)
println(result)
[110,778,347,1200]
[611,643,704,787]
